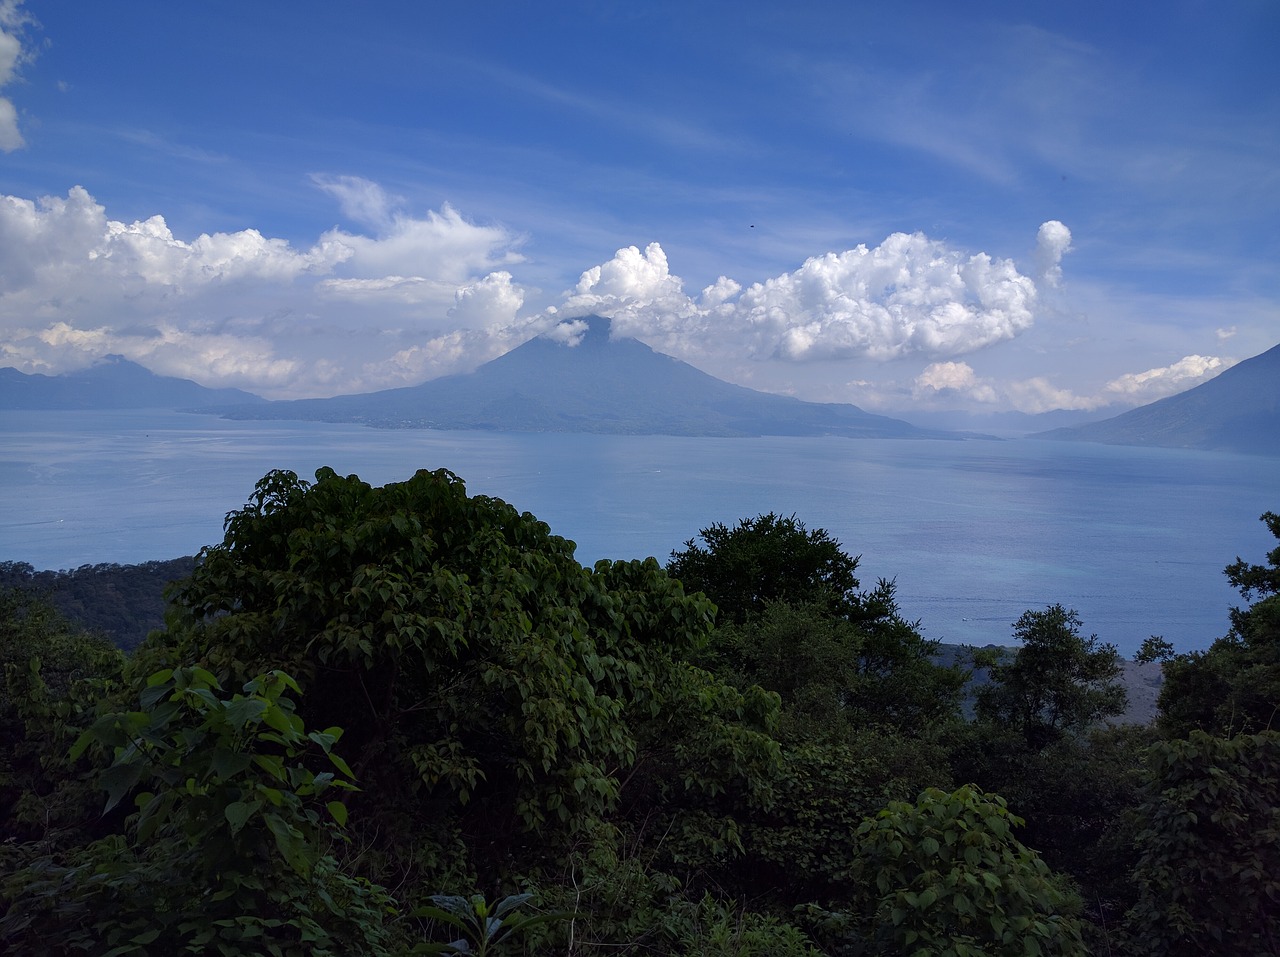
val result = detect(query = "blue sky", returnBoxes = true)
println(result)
[1,0,1276,413]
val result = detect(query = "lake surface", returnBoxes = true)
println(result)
[3,409,1278,656]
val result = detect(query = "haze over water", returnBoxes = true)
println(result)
[3,410,1278,658]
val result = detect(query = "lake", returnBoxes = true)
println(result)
[2,409,1278,657]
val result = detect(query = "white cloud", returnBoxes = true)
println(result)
[1004,376,1103,414]
[315,177,524,285]
[311,174,399,232]
[317,275,445,304]
[1034,220,1072,287]
[1104,354,1226,402]
[563,242,692,317]
[0,0,32,152]
[0,182,1091,408]
[0,97,19,151]
[913,361,998,404]
[15,320,300,388]
[906,352,1231,415]
[448,271,524,327]
[565,228,1048,366]
[0,184,530,397]
[0,187,347,294]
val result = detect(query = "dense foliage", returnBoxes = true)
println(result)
[0,558,195,650]
[1,473,1277,953]
[1157,510,1280,737]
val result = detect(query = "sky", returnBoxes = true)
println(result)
[0,0,1277,414]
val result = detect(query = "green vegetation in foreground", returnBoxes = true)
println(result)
[1,470,1277,955]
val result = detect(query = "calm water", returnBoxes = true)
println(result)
[3,409,1278,656]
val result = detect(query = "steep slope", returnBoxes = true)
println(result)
[1034,343,1280,455]
[211,317,949,438]
[0,355,264,410]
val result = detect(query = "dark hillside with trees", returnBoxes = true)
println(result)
[0,558,195,650]
[1,468,1277,954]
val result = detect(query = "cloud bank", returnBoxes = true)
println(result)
[8,181,1189,414]
[0,183,530,394]
[911,352,1228,414]
[0,181,1077,399]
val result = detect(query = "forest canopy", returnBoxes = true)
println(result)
[1,468,1277,955]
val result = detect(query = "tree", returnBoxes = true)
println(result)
[846,786,1086,957]
[1123,731,1280,955]
[667,513,863,624]
[146,467,782,898]
[0,587,125,845]
[1158,510,1280,737]
[668,513,964,732]
[0,667,399,956]
[975,605,1126,747]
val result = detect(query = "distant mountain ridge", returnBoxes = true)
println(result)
[206,316,958,439]
[0,355,264,410]
[1034,342,1280,455]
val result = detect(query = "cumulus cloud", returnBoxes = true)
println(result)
[1033,220,1072,287]
[1104,354,1226,402]
[0,1,32,152]
[0,184,530,397]
[448,271,524,327]
[314,176,524,288]
[913,361,998,404]
[563,227,1051,366]
[0,187,348,294]
[0,181,1078,405]
[563,242,695,320]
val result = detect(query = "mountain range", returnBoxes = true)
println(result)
[205,316,955,439]
[5,325,1277,454]
[1034,342,1280,455]
[0,354,264,410]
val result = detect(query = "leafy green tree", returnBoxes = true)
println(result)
[147,467,782,898]
[0,559,195,651]
[1123,731,1280,955]
[1158,510,1280,737]
[1134,635,1175,664]
[975,605,1126,747]
[947,721,1156,937]
[0,666,399,956]
[669,514,964,734]
[955,607,1137,937]
[846,785,1086,956]
[667,513,863,623]
[738,730,954,906]
[0,587,125,844]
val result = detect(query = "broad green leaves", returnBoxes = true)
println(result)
[1125,731,1280,955]
[850,786,1087,957]
[1,666,397,956]
[156,467,773,893]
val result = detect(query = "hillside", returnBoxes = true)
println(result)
[207,316,957,439]
[1034,342,1280,455]
[0,355,264,410]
